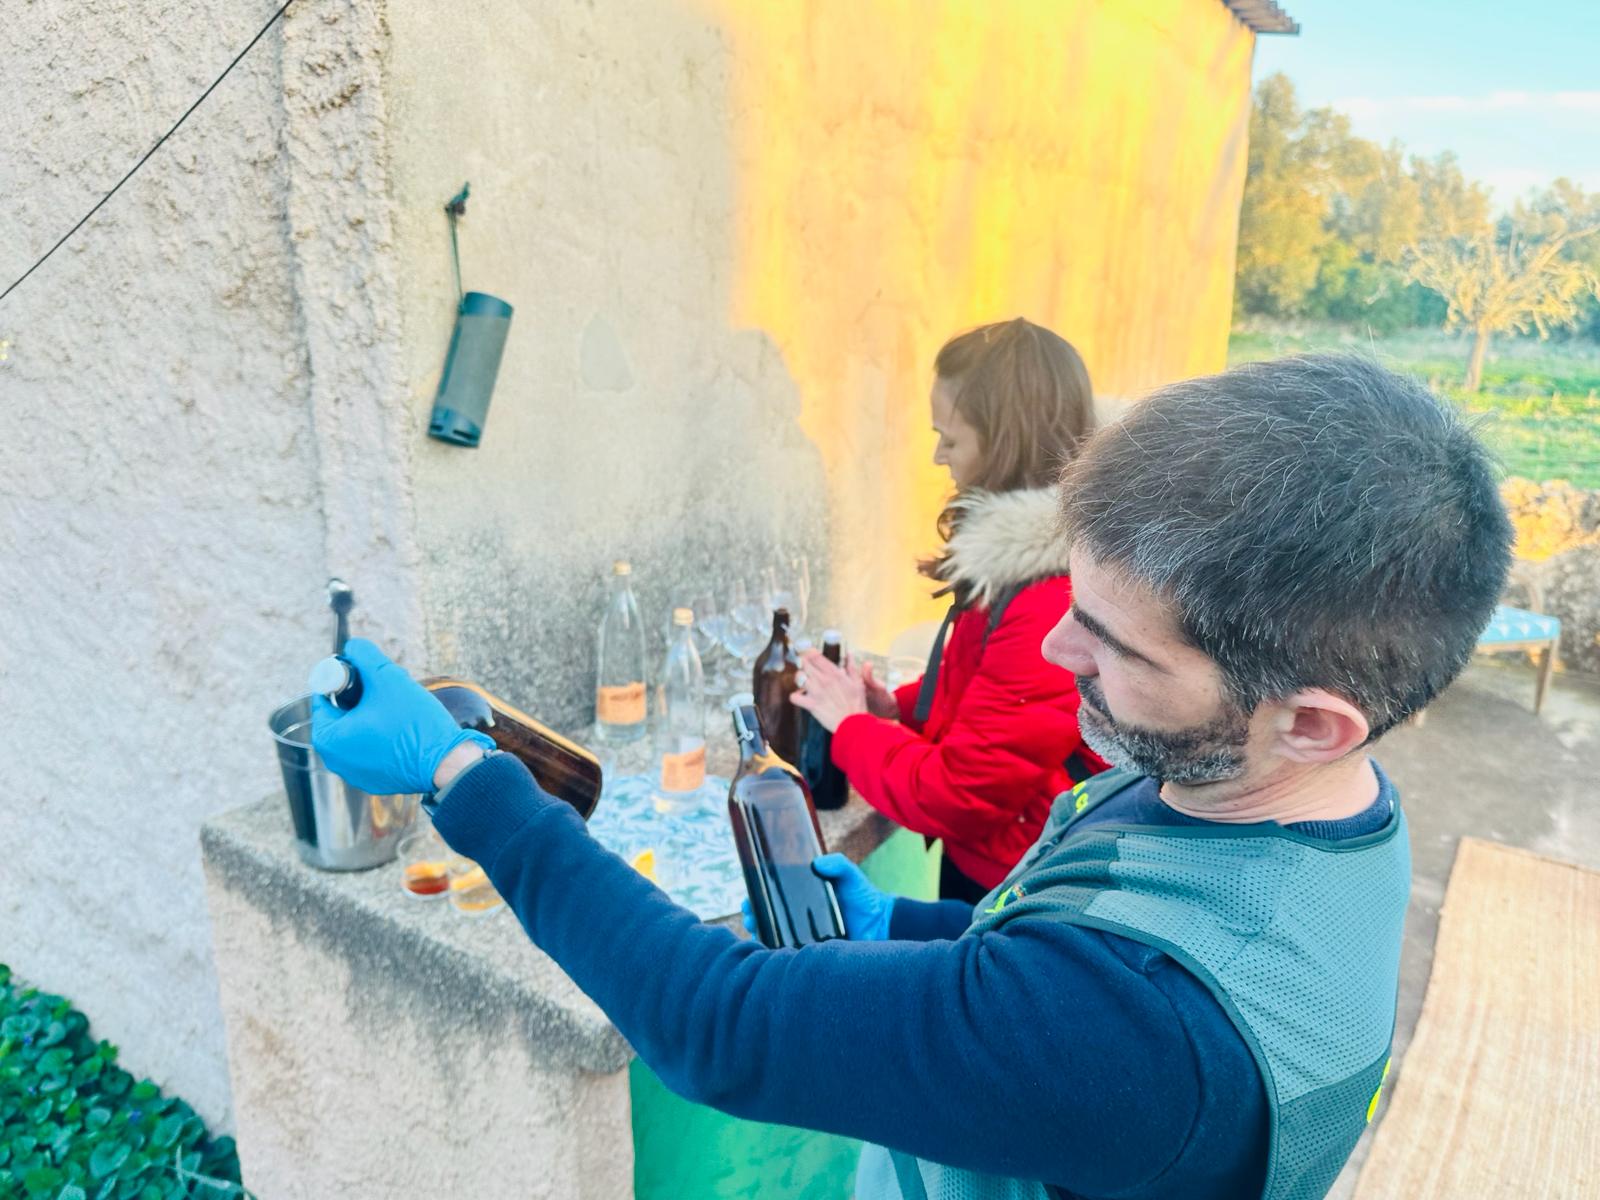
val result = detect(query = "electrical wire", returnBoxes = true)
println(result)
[0,0,297,306]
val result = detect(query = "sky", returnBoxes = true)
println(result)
[1253,0,1600,210]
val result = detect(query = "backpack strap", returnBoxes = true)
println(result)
[980,583,1023,651]
[911,602,958,725]
[912,583,1028,726]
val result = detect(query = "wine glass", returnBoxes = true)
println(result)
[790,554,812,634]
[723,579,770,681]
[688,589,730,699]
[762,565,800,632]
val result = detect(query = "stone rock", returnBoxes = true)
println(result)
[1496,479,1600,676]
[1543,545,1600,676]
[1500,477,1600,563]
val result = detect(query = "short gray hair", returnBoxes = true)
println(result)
[1059,354,1513,739]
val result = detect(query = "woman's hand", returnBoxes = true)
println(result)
[859,658,903,721]
[792,649,868,733]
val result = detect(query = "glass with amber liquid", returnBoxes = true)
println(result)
[726,694,843,950]
[446,857,504,916]
[398,828,452,898]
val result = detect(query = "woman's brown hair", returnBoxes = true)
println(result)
[921,318,1096,588]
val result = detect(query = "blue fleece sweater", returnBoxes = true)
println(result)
[432,755,1393,1200]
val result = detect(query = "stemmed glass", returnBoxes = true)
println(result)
[791,554,812,634]
[761,554,812,637]
[688,589,731,701]
[722,579,770,685]
[762,566,799,629]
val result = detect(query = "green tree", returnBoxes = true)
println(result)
[1234,75,1332,315]
[1234,77,1491,327]
[1406,214,1600,390]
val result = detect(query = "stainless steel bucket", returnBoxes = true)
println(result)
[268,695,418,870]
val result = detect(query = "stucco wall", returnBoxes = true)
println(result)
[2,0,1256,1136]
[714,0,1257,643]
[1,2,326,1126]
[380,0,829,729]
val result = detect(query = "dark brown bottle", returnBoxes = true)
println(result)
[727,695,844,949]
[753,607,803,764]
[799,630,850,810]
[422,677,602,819]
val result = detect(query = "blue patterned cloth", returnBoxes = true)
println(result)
[1478,604,1561,645]
[587,773,746,920]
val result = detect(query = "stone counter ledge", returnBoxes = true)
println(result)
[200,788,896,1075]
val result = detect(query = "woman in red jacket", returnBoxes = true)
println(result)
[795,318,1108,903]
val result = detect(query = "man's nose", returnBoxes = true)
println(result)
[1042,616,1094,674]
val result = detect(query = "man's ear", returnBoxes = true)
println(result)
[1270,689,1371,764]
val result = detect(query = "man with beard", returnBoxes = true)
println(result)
[313,355,1512,1200]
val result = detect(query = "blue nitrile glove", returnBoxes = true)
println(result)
[811,854,893,941]
[310,638,493,796]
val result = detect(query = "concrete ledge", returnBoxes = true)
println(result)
[201,777,894,1196]
[202,794,632,1074]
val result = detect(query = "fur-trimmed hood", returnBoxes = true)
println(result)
[936,487,1070,607]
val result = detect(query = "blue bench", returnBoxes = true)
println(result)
[1476,605,1562,714]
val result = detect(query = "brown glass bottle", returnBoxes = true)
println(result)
[752,607,803,764]
[798,630,850,810]
[726,695,844,949]
[422,677,602,819]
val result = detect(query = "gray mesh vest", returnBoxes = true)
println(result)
[856,767,1409,1200]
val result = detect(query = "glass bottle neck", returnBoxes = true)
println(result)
[732,703,769,760]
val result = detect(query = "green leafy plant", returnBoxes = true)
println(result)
[0,964,253,1200]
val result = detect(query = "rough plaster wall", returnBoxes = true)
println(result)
[713,0,1257,645]
[203,860,633,1199]
[279,0,429,661]
[0,3,323,1125]
[382,0,828,729]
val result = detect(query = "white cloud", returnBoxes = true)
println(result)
[1478,166,1600,205]
[1336,90,1600,117]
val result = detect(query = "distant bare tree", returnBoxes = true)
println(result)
[1407,218,1600,391]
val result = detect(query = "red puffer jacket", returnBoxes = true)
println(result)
[831,487,1108,890]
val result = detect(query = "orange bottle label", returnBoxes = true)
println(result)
[597,682,646,724]
[660,743,707,793]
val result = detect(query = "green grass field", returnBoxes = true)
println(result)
[1228,326,1600,488]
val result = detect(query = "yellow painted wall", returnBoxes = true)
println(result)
[712,0,1256,646]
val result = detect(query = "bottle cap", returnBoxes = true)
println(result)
[307,656,352,697]
[672,607,693,625]
[821,629,843,645]
[613,560,632,576]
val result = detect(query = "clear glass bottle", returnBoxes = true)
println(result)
[596,560,648,742]
[656,608,707,796]
[726,694,844,950]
